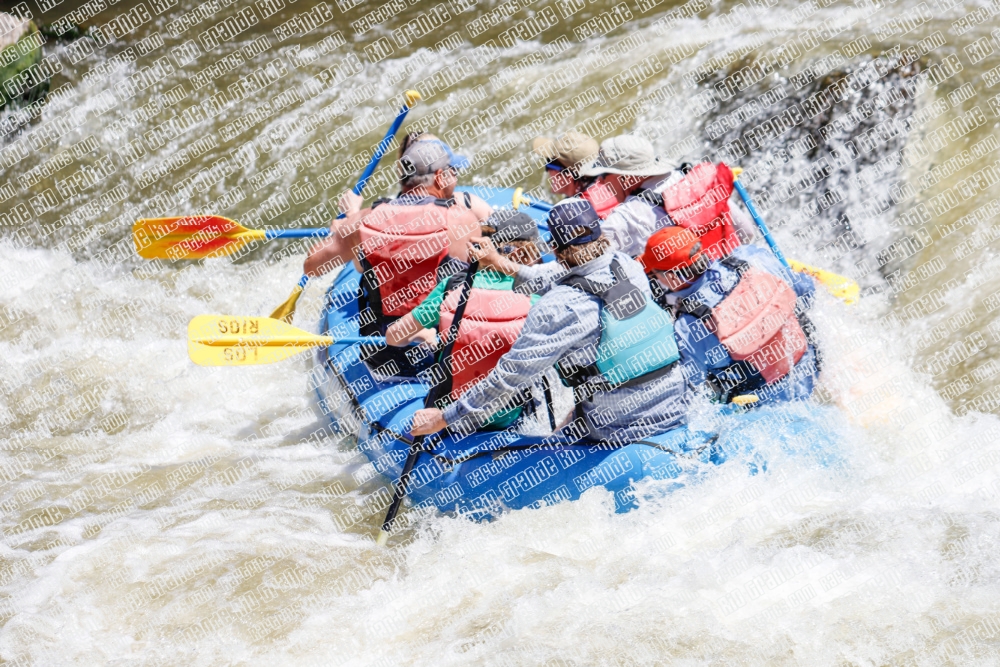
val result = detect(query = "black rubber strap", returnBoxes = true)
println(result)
[719,256,750,274]
[541,375,557,431]
[356,254,385,329]
[674,296,711,320]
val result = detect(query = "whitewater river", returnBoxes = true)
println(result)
[2,0,1000,663]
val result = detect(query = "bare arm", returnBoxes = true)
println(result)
[303,212,365,276]
[468,237,565,295]
[467,192,494,223]
[386,312,435,346]
[303,191,367,277]
[467,236,519,276]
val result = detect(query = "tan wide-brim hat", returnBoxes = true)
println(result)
[532,131,600,173]
[579,135,672,178]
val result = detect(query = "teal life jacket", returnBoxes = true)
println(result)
[556,258,680,392]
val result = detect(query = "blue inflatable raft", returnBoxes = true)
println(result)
[313,187,841,520]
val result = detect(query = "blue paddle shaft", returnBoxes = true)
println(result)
[349,101,414,200]
[293,97,419,295]
[265,228,330,239]
[332,336,386,345]
[732,180,791,270]
[526,198,552,213]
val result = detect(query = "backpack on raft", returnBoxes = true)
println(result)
[676,256,807,401]
[659,162,741,260]
[556,258,680,393]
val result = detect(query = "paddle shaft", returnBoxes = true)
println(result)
[380,260,481,538]
[265,228,330,239]
[349,99,414,200]
[193,335,385,347]
[732,180,791,270]
[285,95,420,312]
[523,197,553,213]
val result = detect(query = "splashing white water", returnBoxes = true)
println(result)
[4,0,1000,663]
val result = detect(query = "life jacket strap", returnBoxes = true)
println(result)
[706,359,767,404]
[356,253,387,333]
[674,296,711,320]
[562,258,648,321]
[570,358,680,396]
[719,255,749,274]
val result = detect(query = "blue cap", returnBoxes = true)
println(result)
[425,139,470,170]
[548,198,602,250]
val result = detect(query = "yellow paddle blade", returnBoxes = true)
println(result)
[133,216,266,260]
[404,89,421,107]
[731,394,759,406]
[269,284,304,323]
[730,166,858,304]
[512,187,533,210]
[788,258,860,305]
[187,315,332,366]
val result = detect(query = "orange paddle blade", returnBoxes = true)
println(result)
[132,216,265,260]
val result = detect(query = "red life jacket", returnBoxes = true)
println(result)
[696,264,807,384]
[357,198,477,318]
[439,284,532,399]
[582,182,618,219]
[661,162,741,260]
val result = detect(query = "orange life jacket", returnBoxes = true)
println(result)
[582,182,618,219]
[661,162,741,260]
[357,197,478,318]
[712,266,807,384]
[439,282,532,399]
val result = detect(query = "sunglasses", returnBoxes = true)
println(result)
[545,162,565,172]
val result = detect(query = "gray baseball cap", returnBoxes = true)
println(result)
[485,210,540,245]
[399,140,470,176]
[579,135,671,178]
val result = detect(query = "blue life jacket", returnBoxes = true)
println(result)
[557,258,680,391]
[670,247,818,405]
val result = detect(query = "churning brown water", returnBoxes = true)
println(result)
[2,0,1000,663]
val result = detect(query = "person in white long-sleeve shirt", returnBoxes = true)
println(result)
[513,136,760,291]
[577,135,757,257]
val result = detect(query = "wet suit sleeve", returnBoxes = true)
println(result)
[410,279,449,329]
[442,291,598,435]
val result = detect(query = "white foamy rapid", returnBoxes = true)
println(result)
[3,0,1000,663]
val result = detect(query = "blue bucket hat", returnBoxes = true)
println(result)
[548,198,602,250]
